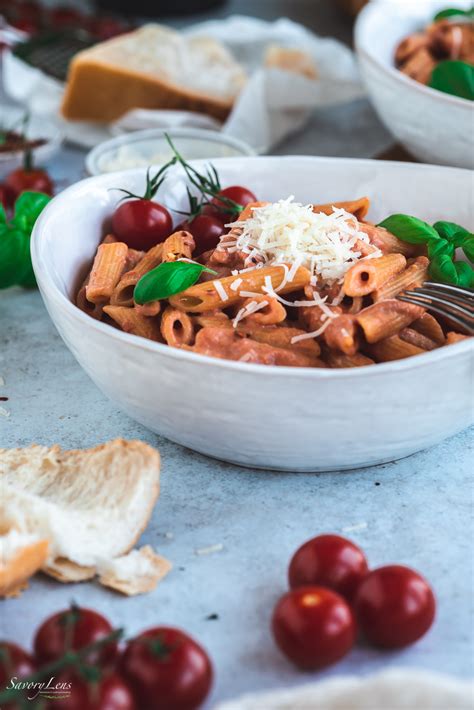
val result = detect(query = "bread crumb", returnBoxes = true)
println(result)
[195,543,223,556]
[341,522,368,533]
[0,406,10,418]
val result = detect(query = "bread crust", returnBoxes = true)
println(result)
[0,538,49,597]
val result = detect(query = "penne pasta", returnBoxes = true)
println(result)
[399,327,438,351]
[76,274,104,320]
[238,325,321,357]
[368,335,426,362]
[111,243,163,307]
[135,301,162,317]
[162,230,195,262]
[103,305,163,342]
[356,299,425,343]
[192,327,325,367]
[325,351,375,368]
[86,242,129,304]
[324,314,360,356]
[312,197,370,221]
[372,256,429,301]
[160,307,195,347]
[446,331,470,345]
[411,313,445,345]
[169,265,311,313]
[359,223,420,257]
[344,254,406,297]
[241,296,286,326]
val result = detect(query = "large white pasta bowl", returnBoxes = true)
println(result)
[31,157,474,471]
[355,0,474,169]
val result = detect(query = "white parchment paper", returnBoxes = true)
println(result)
[3,15,364,152]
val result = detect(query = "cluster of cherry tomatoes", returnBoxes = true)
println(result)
[112,182,257,255]
[272,534,436,670]
[0,608,212,709]
[0,0,128,42]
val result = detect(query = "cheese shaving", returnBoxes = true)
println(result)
[213,280,229,302]
[225,197,379,284]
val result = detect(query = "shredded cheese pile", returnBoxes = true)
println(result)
[224,196,376,284]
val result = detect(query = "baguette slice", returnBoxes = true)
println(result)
[0,439,169,595]
[61,24,246,123]
[0,529,49,597]
[264,45,318,80]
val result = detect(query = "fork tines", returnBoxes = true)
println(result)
[397,281,474,335]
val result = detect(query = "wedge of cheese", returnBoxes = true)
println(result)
[61,24,247,123]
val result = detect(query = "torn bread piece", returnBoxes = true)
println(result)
[264,45,318,80]
[98,545,172,596]
[0,439,170,595]
[0,529,49,598]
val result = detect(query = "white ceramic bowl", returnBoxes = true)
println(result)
[85,128,255,176]
[355,0,474,169]
[31,157,474,472]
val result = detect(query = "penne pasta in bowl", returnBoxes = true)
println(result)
[31,156,473,471]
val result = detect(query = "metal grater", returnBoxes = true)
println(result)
[13,31,96,82]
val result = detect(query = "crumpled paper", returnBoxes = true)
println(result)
[3,15,364,152]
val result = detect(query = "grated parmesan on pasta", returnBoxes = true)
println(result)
[225,197,380,285]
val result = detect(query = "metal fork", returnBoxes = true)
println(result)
[397,281,474,335]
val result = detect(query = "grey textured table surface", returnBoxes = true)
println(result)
[1,1,473,707]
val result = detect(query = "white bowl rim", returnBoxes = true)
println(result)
[32,156,474,380]
[355,1,474,110]
[85,127,256,176]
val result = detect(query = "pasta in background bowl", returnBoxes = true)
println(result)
[31,157,473,471]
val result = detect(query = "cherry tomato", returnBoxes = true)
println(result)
[288,534,369,601]
[121,627,213,710]
[354,565,436,649]
[48,7,83,29]
[4,167,53,200]
[112,199,173,250]
[33,607,118,667]
[0,642,37,709]
[16,1,43,25]
[182,214,224,254]
[212,185,256,212]
[0,641,36,688]
[45,670,135,710]
[272,586,355,670]
[11,18,39,34]
[88,17,128,41]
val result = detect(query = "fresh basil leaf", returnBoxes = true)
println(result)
[433,220,471,242]
[0,204,6,225]
[453,260,474,288]
[434,7,474,21]
[429,60,474,101]
[0,226,30,289]
[428,239,455,261]
[378,214,440,244]
[12,191,51,234]
[134,261,216,304]
[459,234,474,262]
[429,253,459,284]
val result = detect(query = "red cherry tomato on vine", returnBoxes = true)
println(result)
[4,168,53,200]
[272,586,356,670]
[289,534,369,601]
[0,641,36,688]
[0,642,36,709]
[182,214,225,254]
[112,199,173,250]
[33,608,117,667]
[121,627,213,710]
[204,185,257,222]
[354,565,435,648]
[46,670,136,710]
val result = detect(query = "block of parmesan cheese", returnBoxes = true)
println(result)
[61,24,247,123]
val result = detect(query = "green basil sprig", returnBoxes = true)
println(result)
[429,60,474,101]
[134,260,216,304]
[378,213,474,288]
[0,191,51,289]
[434,6,474,21]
